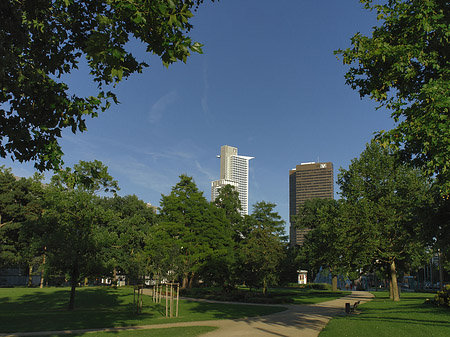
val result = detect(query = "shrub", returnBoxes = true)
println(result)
[285,283,332,290]
[305,283,332,290]
[433,285,450,308]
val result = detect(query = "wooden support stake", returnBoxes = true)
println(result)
[140,287,143,313]
[165,284,168,318]
[176,283,179,317]
[170,283,173,318]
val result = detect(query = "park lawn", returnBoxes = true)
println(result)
[269,288,351,305]
[27,326,218,337]
[320,291,450,337]
[0,287,285,334]
[182,286,350,305]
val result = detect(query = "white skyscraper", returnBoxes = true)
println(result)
[211,145,254,215]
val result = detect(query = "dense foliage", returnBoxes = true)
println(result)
[336,0,450,194]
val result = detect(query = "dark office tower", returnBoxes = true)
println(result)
[289,162,334,246]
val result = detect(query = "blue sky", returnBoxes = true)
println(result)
[2,1,396,231]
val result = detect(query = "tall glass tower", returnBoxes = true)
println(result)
[211,145,254,215]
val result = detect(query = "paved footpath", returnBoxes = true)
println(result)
[1,291,373,337]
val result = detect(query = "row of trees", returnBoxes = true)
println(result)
[0,162,287,309]
[295,141,448,301]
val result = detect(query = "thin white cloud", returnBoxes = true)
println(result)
[109,158,175,195]
[148,90,178,124]
[195,159,215,181]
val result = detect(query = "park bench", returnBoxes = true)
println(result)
[345,300,360,314]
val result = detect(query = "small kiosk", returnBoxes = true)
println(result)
[297,270,308,285]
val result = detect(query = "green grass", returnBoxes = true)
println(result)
[181,286,351,305]
[0,287,285,334]
[269,288,351,305]
[320,291,450,337]
[28,326,218,337]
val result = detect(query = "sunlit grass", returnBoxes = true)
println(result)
[320,291,450,337]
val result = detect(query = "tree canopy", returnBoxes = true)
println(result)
[0,167,43,270]
[296,199,352,291]
[338,141,432,301]
[43,160,119,309]
[336,0,450,193]
[1,0,211,171]
[157,174,233,288]
[241,201,286,294]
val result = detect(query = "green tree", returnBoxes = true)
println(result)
[338,141,432,301]
[336,0,450,193]
[42,160,118,309]
[42,189,110,306]
[296,199,352,292]
[158,174,233,288]
[98,194,156,285]
[1,0,212,170]
[0,167,44,285]
[242,201,286,295]
[212,184,243,290]
[213,184,244,241]
[420,184,450,287]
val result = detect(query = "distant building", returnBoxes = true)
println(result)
[211,145,254,215]
[211,179,239,204]
[146,202,158,214]
[289,162,334,246]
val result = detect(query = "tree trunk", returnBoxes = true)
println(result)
[188,272,195,288]
[262,277,267,295]
[331,275,338,292]
[438,249,444,291]
[182,273,189,289]
[390,260,400,301]
[40,249,46,288]
[68,262,79,310]
[28,264,33,287]
[112,267,118,288]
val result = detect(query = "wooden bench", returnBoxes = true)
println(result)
[345,300,360,314]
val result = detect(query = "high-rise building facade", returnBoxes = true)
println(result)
[211,145,254,215]
[289,162,334,246]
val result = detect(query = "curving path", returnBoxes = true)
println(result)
[0,291,373,337]
[184,291,374,337]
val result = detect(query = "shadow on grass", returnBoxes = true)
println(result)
[0,287,163,333]
[180,300,286,320]
[333,292,450,331]
[345,311,450,329]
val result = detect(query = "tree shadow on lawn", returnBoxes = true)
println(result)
[343,297,450,329]
[0,287,163,333]
[350,314,450,329]
[290,291,350,304]
[180,300,287,320]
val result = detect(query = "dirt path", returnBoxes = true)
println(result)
[0,291,373,337]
